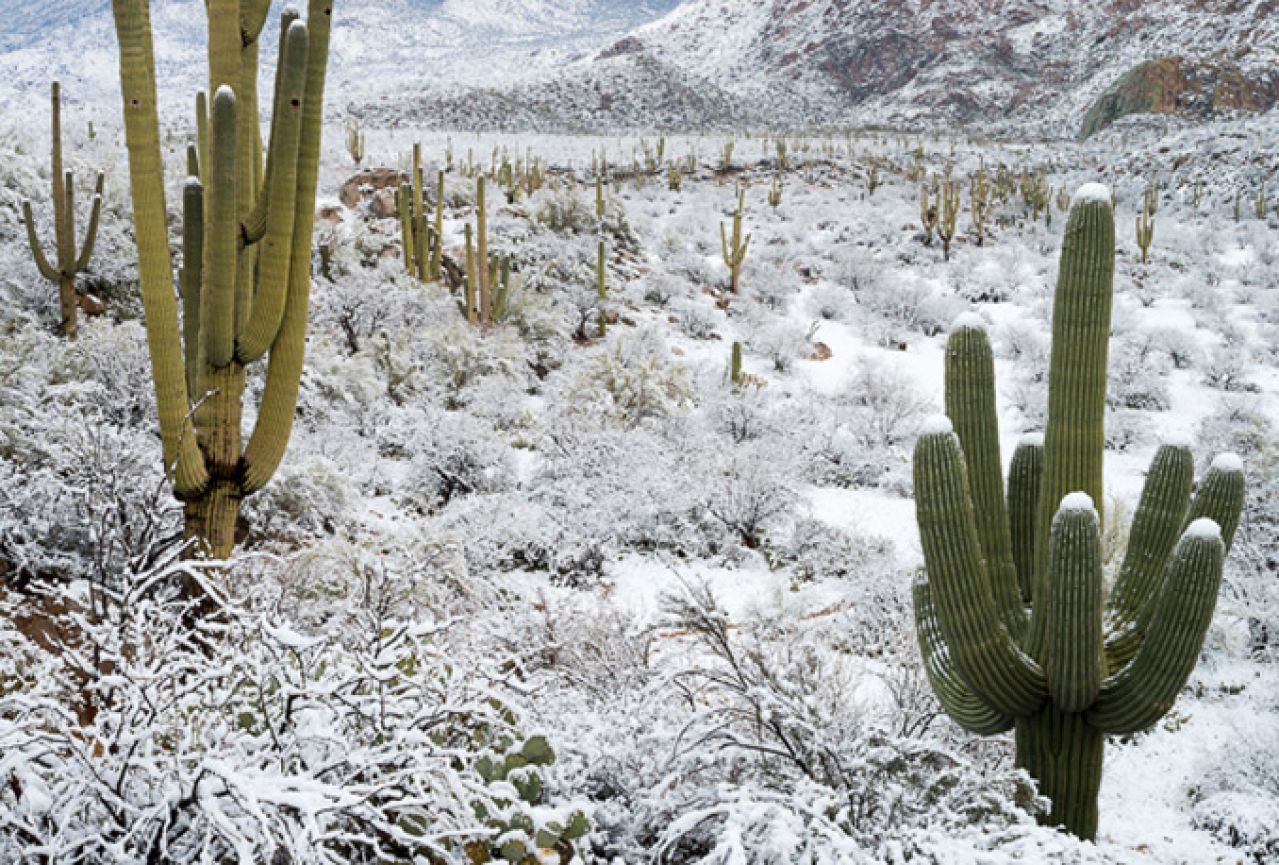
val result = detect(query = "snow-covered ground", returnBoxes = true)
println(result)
[1,70,1278,861]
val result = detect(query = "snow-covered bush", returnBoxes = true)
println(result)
[567,329,694,429]
[0,550,589,864]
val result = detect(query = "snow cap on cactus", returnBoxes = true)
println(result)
[1018,432,1045,448]
[1211,452,1244,473]
[951,312,986,332]
[1059,491,1097,514]
[1184,518,1222,541]
[1073,182,1111,204]
[920,415,955,437]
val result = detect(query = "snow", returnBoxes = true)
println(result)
[920,415,955,436]
[1059,491,1097,513]
[1211,452,1244,473]
[1185,518,1222,541]
[951,311,986,332]
[1160,431,1193,448]
[1018,432,1045,448]
[1074,182,1112,204]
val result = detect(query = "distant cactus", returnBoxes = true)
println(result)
[866,159,882,197]
[719,139,735,173]
[1136,202,1155,265]
[970,161,991,247]
[768,175,783,209]
[920,183,939,246]
[730,341,743,387]
[720,187,752,294]
[345,119,365,165]
[667,162,684,192]
[21,81,104,339]
[913,186,1244,841]
[110,0,334,561]
[1255,179,1268,220]
[597,174,608,337]
[938,176,960,261]
[476,175,492,323]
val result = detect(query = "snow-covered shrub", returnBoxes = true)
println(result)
[805,283,857,323]
[634,589,1054,865]
[672,296,721,340]
[0,551,590,865]
[1108,336,1171,411]
[778,517,896,586]
[744,317,813,373]
[394,408,517,516]
[567,329,693,429]
[1189,714,1279,863]
[535,185,595,234]
[698,443,798,554]
[242,454,362,543]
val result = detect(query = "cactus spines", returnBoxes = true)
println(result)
[912,186,1244,841]
[22,81,104,339]
[110,0,333,562]
[720,187,751,294]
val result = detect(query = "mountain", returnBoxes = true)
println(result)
[355,0,1279,137]
[0,0,684,112]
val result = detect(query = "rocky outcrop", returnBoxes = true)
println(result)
[1081,56,1279,138]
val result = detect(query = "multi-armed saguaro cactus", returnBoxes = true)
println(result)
[110,0,333,561]
[912,185,1245,841]
[720,187,751,294]
[22,82,104,339]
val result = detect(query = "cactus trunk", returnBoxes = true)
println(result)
[111,0,333,568]
[1016,709,1104,840]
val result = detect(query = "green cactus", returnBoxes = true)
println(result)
[865,159,882,197]
[1255,179,1268,220]
[730,341,743,387]
[1136,203,1155,265]
[938,175,960,261]
[476,175,492,324]
[768,175,783,210]
[344,118,364,165]
[22,81,104,340]
[720,187,751,294]
[462,222,478,325]
[920,182,939,246]
[110,0,333,562]
[912,186,1244,841]
[969,160,991,248]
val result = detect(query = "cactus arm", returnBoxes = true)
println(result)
[207,0,241,98]
[913,574,1014,735]
[464,222,477,324]
[430,169,445,281]
[1107,452,1245,668]
[1102,443,1194,639]
[719,221,730,267]
[242,0,333,495]
[200,86,238,369]
[196,90,210,187]
[240,0,272,44]
[111,0,209,498]
[1184,454,1246,553]
[49,84,72,267]
[1088,522,1225,735]
[236,21,309,364]
[21,201,60,281]
[914,423,1047,716]
[1028,188,1115,662]
[477,175,491,323]
[1044,495,1104,712]
[73,173,105,273]
[181,177,205,399]
[944,320,1028,640]
[1008,434,1043,603]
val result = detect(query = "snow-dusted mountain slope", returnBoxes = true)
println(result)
[354,0,1279,136]
[0,0,684,112]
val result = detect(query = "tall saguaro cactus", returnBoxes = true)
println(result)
[110,0,333,561]
[22,82,104,339]
[720,186,751,294]
[912,185,1245,841]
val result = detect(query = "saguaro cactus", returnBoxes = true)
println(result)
[912,185,1244,841]
[720,187,751,294]
[22,81,104,339]
[1136,203,1155,265]
[110,0,333,561]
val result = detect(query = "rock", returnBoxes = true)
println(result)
[317,205,343,225]
[1081,55,1279,139]
[370,187,398,219]
[79,293,106,316]
[808,341,833,362]
[339,167,408,210]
